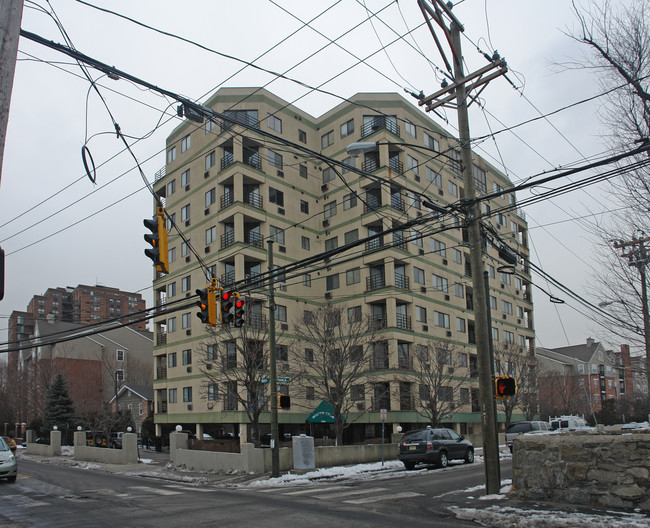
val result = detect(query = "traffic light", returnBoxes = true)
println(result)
[220,290,234,325]
[196,286,217,326]
[143,207,169,274]
[233,293,245,327]
[495,376,517,400]
[278,394,291,409]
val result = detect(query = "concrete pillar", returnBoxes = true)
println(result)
[239,423,248,449]
[169,432,188,465]
[74,430,85,448]
[122,432,138,463]
[26,430,35,443]
[50,430,61,455]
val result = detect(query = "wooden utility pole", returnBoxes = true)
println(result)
[267,240,280,477]
[0,0,24,190]
[418,0,508,495]
[613,236,650,411]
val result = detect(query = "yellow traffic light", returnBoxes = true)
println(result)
[195,282,217,326]
[144,206,169,274]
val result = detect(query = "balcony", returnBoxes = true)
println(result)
[245,232,264,249]
[366,274,386,291]
[399,395,414,411]
[370,313,387,330]
[244,153,261,170]
[156,366,167,380]
[362,158,378,173]
[221,271,236,288]
[391,196,406,211]
[370,356,389,371]
[245,193,263,210]
[365,238,384,252]
[156,332,167,346]
[394,274,410,290]
[220,193,234,209]
[248,312,268,329]
[388,157,403,174]
[396,313,412,331]
[361,116,400,138]
[397,356,413,370]
[157,401,168,414]
[221,231,235,249]
[221,153,234,170]
[370,397,391,411]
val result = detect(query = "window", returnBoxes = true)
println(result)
[499,271,512,285]
[473,165,487,193]
[407,155,419,176]
[277,345,288,362]
[431,238,447,257]
[299,129,307,143]
[321,130,334,148]
[179,135,191,155]
[300,200,309,214]
[300,164,308,178]
[502,300,513,315]
[205,226,216,245]
[207,344,217,361]
[347,267,360,285]
[325,237,338,251]
[181,241,190,257]
[415,306,427,323]
[208,383,218,401]
[348,306,362,323]
[426,167,442,187]
[577,364,585,374]
[491,327,499,341]
[503,331,515,344]
[303,273,311,287]
[449,149,462,175]
[269,187,284,207]
[448,180,458,197]
[270,226,285,244]
[340,119,354,138]
[434,311,450,328]
[275,305,287,322]
[182,349,192,365]
[453,248,462,264]
[301,236,310,250]
[116,350,124,362]
[267,113,282,133]
[181,204,190,222]
[168,388,177,403]
[167,180,176,196]
[202,189,215,209]
[167,146,176,163]
[413,267,425,285]
[168,317,176,332]
[424,132,439,152]
[343,193,357,210]
[456,317,466,333]
[183,387,193,403]
[344,229,359,245]
[166,213,175,232]
[324,201,337,219]
[322,167,335,184]
[341,156,355,173]
[205,150,216,170]
[405,120,416,137]
[454,283,464,298]
[351,384,365,401]
[306,386,315,400]
[182,312,191,329]
[304,348,314,362]
[168,352,177,368]
[326,274,340,291]
[181,275,191,292]
[458,353,468,367]
[432,274,448,292]
[489,295,497,309]
[205,119,215,133]
[268,150,283,169]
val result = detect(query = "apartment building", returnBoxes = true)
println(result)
[151,87,534,443]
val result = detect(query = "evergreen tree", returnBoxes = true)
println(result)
[42,374,76,439]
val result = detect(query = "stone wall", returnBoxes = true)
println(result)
[512,430,650,510]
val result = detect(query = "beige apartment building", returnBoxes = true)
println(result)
[151,87,534,443]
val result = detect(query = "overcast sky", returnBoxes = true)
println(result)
[0,0,627,353]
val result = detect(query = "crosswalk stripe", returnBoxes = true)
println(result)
[163,484,215,493]
[128,486,183,496]
[284,485,350,496]
[314,487,387,499]
[343,491,422,505]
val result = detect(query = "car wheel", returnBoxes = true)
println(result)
[464,448,474,464]
[7,475,16,483]
[438,451,448,468]
[403,461,416,471]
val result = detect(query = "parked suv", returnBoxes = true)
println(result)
[505,421,551,452]
[397,427,474,470]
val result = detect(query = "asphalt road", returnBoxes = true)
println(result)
[0,458,512,527]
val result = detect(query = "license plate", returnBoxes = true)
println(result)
[409,445,416,451]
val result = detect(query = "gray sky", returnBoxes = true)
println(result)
[0,1,621,351]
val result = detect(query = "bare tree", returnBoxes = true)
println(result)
[198,320,274,445]
[291,304,377,445]
[406,340,467,427]
[493,344,540,426]
[537,365,592,420]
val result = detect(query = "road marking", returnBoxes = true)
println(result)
[314,487,387,499]
[129,485,183,496]
[163,484,215,493]
[343,491,422,504]
[284,485,350,496]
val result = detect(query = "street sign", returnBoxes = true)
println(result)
[380,408,387,421]
[261,377,291,384]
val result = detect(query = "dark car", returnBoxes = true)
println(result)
[505,421,550,452]
[397,427,474,470]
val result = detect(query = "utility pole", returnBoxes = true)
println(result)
[0,0,24,190]
[418,0,508,495]
[267,240,280,477]
[613,236,650,412]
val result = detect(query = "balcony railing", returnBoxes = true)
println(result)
[394,274,410,290]
[370,356,390,371]
[244,153,261,170]
[248,312,267,329]
[220,193,234,209]
[157,401,168,414]
[156,332,167,346]
[388,157,403,174]
[365,237,384,252]
[399,395,414,410]
[360,116,400,138]
[364,197,381,213]
[366,274,386,291]
[391,196,406,211]
[397,356,413,370]
[370,313,387,330]
[396,313,412,331]
[370,397,391,411]
[221,271,236,288]
[221,153,234,170]
[362,158,378,173]
[246,232,264,248]
[245,193,263,209]
[156,366,167,380]
[221,231,235,249]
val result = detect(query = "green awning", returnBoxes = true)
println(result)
[306,400,336,424]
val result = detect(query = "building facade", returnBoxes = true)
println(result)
[151,87,534,443]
